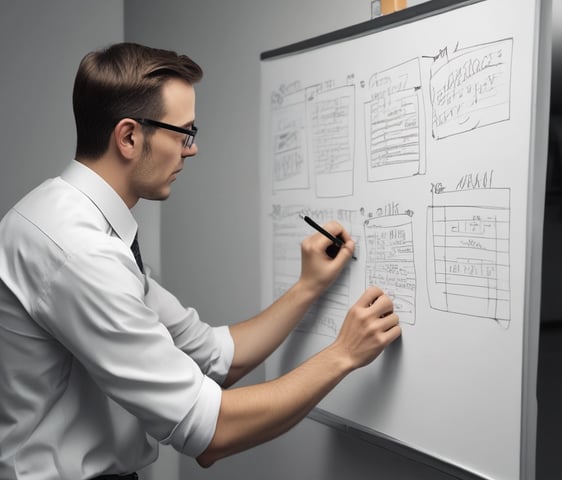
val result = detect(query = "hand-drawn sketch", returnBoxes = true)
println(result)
[306,84,356,198]
[364,58,426,182]
[364,212,417,325]
[270,86,309,192]
[269,79,356,198]
[270,204,305,302]
[426,178,511,328]
[267,38,516,332]
[429,38,514,139]
[270,205,359,338]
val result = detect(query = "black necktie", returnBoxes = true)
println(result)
[131,233,144,274]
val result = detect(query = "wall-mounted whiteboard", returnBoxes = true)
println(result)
[260,0,551,478]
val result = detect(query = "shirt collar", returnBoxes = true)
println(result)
[60,160,138,247]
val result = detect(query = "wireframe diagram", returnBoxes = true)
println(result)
[266,36,517,333]
[364,58,426,182]
[306,84,356,197]
[269,80,356,198]
[270,204,304,300]
[364,212,417,325]
[270,204,357,338]
[426,186,511,328]
[270,88,309,192]
[429,38,513,140]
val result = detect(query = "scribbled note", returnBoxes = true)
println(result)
[306,84,356,197]
[364,58,426,182]
[429,38,513,139]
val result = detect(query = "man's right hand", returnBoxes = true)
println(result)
[332,286,401,370]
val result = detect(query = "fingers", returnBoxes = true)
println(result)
[357,285,385,308]
[321,220,352,242]
[358,286,401,333]
[299,221,356,295]
[307,221,355,258]
[378,312,401,334]
[334,285,402,370]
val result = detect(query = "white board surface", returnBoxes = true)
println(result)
[260,1,551,478]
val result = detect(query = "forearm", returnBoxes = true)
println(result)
[197,343,353,467]
[224,223,356,387]
[224,278,319,386]
[198,286,401,467]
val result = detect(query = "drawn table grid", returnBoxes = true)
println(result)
[428,204,511,324]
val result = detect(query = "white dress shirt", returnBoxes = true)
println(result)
[0,160,234,480]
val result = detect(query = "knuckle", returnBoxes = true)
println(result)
[381,294,394,311]
[372,328,386,346]
[325,220,340,230]
[369,285,384,298]
[301,237,313,252]
[350,303,366,320]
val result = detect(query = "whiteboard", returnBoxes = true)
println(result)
[259,0,551,479]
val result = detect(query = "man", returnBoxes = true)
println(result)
[0,43,401,479]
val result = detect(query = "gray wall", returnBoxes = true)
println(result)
[0,1,123,216]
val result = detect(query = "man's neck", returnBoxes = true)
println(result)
[76,156,138,209]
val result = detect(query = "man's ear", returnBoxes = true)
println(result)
[113,118,141,160]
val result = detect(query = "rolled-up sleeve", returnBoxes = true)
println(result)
[31,239,226,456]
[144,274,234,385]
[164,375,222,456]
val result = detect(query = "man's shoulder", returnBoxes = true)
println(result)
[0,179,123,285]
[8,176,108,246]
[0,177,142,314]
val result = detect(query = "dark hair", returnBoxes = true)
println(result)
[73,42,203,159]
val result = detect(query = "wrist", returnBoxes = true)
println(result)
[321,342,356,377]
[293,277,324,303]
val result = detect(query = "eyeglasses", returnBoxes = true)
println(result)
[133,118,198,149]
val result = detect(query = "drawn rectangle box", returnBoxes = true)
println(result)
[430,38,514,140]
[365,214,417,325]
[364,58,425,183]
[427,188,510,326]
[307,85,355,198]
[271,97,309,192]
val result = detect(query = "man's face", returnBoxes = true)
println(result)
[131,78,198,201]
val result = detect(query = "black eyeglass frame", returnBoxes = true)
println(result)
[133,118,198,148]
